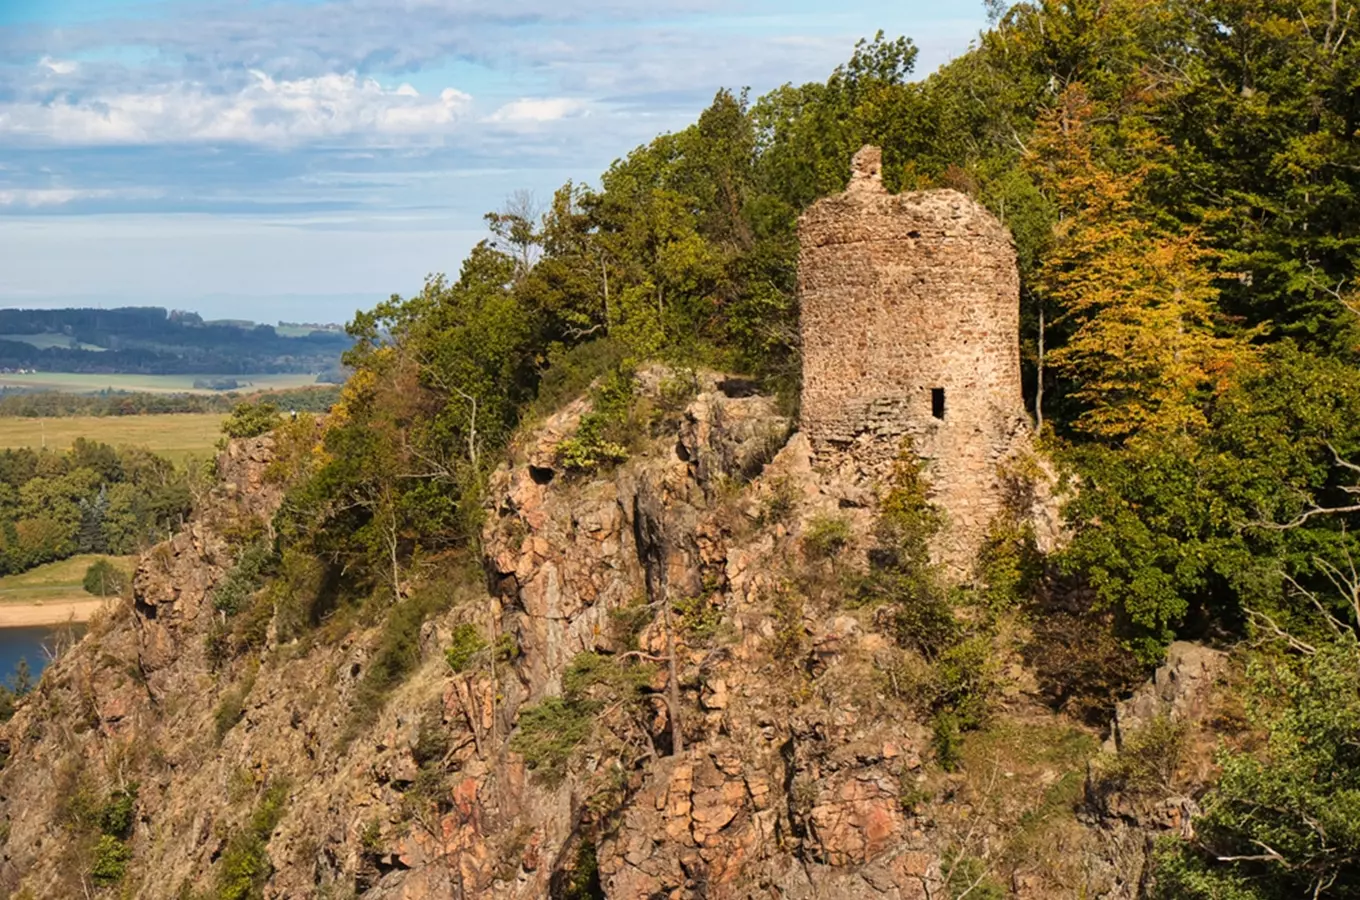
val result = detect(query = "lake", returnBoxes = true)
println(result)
[0,625,85,688]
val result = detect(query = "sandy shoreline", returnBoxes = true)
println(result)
[0,599,111,628]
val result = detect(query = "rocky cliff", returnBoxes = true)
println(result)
[0,372,1227,899]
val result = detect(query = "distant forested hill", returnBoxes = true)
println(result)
[0,307,351,375]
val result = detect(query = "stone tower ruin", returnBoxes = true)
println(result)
[799,146,1034,570]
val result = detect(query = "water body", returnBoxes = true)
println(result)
[0,626,84,688]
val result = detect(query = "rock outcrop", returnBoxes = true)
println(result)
[0,373,1210,899]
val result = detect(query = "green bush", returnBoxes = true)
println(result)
[1092,715,1185,799]
[214,668,258,743]
[555,369,636,473]
[212,541,277,616]
[511,651,654,784]
[608,600,653,651]
[90,833,132,884]
[509,697,595,785]
[344,579,461,742]
[221,402,283,440]
[214,691,247,743]
[532,338,628,420]
[444,623,487,674]
[802,514,852,561]
[99,785,138,840]
[1153,637,1360,898]
[82,559,128,597]
[757,475,798,526]
[673,593,723,644]
[216,779,290,900]
[974,517,1043,612]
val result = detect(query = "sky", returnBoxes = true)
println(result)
[0,0,989,324]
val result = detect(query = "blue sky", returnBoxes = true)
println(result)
[0,0,989,324]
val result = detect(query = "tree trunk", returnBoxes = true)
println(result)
[1036,306,1045,431]
[660,578,684,755]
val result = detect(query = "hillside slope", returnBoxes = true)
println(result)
[0,372,1225,899]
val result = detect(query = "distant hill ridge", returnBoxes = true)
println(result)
[0,306,350,376]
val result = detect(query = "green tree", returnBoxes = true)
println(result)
[1155,635,1360,897]
[83,559,127,597]
[221,402,283,439]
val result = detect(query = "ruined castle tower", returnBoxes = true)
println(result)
[799,146,1034,569]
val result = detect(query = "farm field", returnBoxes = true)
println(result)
[0,555,137,606]
[0,371,320,394]
[0,334,105,352]
[0,413,225,462]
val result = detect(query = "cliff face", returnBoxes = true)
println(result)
[0,374,1222,900]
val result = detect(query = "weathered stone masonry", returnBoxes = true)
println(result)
[799,146,1034,569]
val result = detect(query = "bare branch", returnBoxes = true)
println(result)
[1216,840,1289,866]
[1244,606,1317,655]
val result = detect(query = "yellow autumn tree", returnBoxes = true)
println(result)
[1029,85,1252,442]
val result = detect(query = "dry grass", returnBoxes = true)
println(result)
[0,555,137,605]
[0,413,225,462]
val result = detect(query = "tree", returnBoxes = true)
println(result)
[83,559,127,598]
[221,401,283,439]
[1155,634,1360,898]
[1029,85,1252,441]
[1060,345,1360,656]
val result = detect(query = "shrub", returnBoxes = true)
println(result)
[974,517,1043,612]
[262,414,319,484]
[758,475,798,526]
[90,833,131,884]
[444,623,487,674]
[212,541,277,616]
[608,600,653,651]
[803,514,852,561]
[344,579,461,742]
[82,559,128,598]
[1024,608,1147,725]
[1153,637,1360,898]
[99,785,138,840]
[215,779,290,900]
[864,449,1002,769]
[927,636,1002,770]
[510,651,654,785]
[1092,715,1186,800]
[559,839,603,900]
[673,593,724,644]
[556,370,637,473]
[531,338,627,420]
[221,402,283,440]
[861,449,953,656]
[769,582,806,664]
[270,549,335,644]
[214,668,257,743]
[509,696,595,785]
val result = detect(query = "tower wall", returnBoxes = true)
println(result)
[798,146,1031,570]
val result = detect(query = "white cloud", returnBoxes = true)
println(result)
[0,72,473,146]
[0,187,164,207]
[40,57,78,75]
[486,97,589,124]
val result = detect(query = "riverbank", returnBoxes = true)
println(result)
[0,599,111,627]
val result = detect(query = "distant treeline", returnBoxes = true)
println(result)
[0,307,351,375]
[0,439,193,576]
[0,386,342,418]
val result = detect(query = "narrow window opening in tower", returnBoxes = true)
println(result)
[932,388,946,420]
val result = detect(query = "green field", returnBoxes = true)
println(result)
[0,334,105,352]
[0,372,320,395]
[0,555,137,605]
[0,413,226,462]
